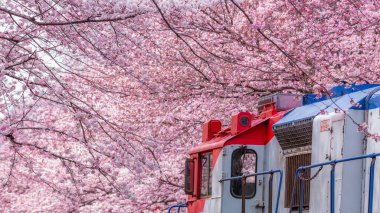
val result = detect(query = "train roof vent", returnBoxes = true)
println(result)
[273,117,313,150]
[257,93,303,114]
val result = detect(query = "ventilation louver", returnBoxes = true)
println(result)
[285,153,311,209]
[273,117,314,150]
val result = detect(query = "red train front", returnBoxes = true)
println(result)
[182,94,302,213]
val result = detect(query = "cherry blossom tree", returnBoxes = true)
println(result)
[0,0,379,211]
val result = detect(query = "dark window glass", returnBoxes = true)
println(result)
[231,148,257,198]
[184,159,194,195]
[200,152,212,197]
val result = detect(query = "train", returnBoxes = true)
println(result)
[168,83,380,213]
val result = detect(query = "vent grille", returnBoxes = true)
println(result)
[273,117,313,150]
[285,153,311,209]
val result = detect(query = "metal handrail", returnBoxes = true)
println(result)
[220,169,283,213]
[289,152,380,213]
[167,203,187,213]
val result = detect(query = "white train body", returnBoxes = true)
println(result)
[181,84,380,213]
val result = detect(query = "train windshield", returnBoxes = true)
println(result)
[231,148,257,198]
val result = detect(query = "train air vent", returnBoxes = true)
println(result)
[273,117,313,150]
[285,153,311,209]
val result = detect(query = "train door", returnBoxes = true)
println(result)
[221,145,265,213]
[310,113,345,213]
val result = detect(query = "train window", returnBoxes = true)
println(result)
[184,159,194,195]
[200,152,212,197]
[231,148,257,198]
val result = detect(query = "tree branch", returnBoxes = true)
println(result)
[0,7,142,26]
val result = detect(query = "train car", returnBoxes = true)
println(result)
[172,83,380,213]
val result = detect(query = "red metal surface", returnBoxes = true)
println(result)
[202,120,222,142]
[189,111,287,155]
[187,197,206,213]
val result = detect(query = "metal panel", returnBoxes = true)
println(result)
[364,108,380,213]
[340,111,364,213]
[264,137,287,213]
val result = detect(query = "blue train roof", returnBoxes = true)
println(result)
[273,84,380,127]
[303,83,380,105]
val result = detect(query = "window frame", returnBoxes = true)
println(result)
[230,148,257,199]
[199,152,213,198]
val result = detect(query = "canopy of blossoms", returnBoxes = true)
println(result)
[0,0,379,211]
